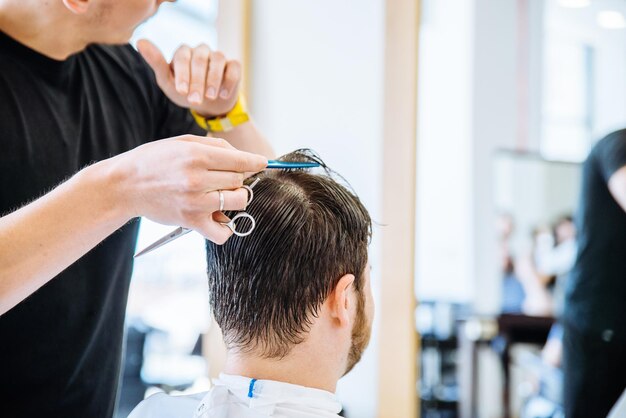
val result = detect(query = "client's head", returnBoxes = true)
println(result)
[206,150,373,387]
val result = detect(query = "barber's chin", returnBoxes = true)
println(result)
[100,36,133,46]
[94,28,133,45]
[139,10,159,27]
[118,26,141,44]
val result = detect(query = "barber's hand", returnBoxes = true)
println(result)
[137,39,241,118]
[112,135,267,244]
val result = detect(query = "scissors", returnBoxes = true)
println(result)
[134,160,319,257]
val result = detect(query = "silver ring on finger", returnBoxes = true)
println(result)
[218,190,225,212]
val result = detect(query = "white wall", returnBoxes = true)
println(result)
[471,0,519,315]
[415,0,475,304]
[415,0,517,313]
[248,1,385,417]
[416,1,519,417]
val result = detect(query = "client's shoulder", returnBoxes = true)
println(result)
[128,390,208,418]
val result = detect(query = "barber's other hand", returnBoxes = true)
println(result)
[111,135,267,244]
[137,39,241,118]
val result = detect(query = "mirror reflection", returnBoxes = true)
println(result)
[416,0,626,417]
[495,152,581,318]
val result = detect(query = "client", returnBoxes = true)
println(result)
[129,150,374,418]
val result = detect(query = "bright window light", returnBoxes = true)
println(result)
[557,0,590,8]
[597,10,626,29]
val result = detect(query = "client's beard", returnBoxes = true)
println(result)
[344,290,371,375]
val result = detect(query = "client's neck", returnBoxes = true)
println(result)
[222,340,342,393]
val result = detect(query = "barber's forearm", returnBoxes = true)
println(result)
[0,135,268,315]
[0,160,131,315]
[211,121,275,159]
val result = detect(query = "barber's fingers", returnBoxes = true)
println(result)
[212,211,231,223]
[180,139,267,173]
[185,170,243,194]
[181,137,264,177]
[195,216,233,245]
[172,45,192,96]
[137,39,176,94]
[183,188,248,212]
[220,60,241,100]
[206,51,226,100]
[201,146,267,173]
[206,189,248,211]
[178,135,235,150]
[188,44,211,105]
[182,190,244,243]
[187,192,248,245]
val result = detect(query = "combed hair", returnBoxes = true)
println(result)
[206,149,372,358]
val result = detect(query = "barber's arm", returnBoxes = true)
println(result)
[0,137,267,315]
[138,40,275,159]
[608,166,626,212]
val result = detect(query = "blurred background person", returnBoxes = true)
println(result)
[498,212,526,314]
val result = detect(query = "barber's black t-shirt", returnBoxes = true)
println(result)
[0,31,204,417]
[564,129,626,341]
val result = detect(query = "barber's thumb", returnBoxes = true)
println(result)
[137,39,170,82]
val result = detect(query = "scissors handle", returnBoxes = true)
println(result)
[134,176,266,258]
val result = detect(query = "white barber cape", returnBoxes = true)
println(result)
[128,374,343,418]
[608,388,626,418]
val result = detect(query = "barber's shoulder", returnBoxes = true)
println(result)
[82,43,157,94]
[593,129,626,155]
[128,391,208,418]
[83,43,149,76]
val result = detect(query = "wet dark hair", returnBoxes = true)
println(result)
[206,149,372,358]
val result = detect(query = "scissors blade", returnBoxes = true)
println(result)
[266,160,320,169]
[134,227,192,258]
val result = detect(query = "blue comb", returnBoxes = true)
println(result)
[266,160,320,169]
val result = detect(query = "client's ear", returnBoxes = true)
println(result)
[62,0,91,15]
[328,274,356,327]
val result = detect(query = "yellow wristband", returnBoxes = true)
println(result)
[191,96,250,132]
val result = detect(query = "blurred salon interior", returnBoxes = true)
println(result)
[116,0,626,417]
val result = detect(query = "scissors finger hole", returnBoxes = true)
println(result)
[242,185,254,206]
[223,212,256,237]
[242,178,261,207]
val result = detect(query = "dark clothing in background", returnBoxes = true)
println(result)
[563,324,626,418]
[0,31,203,418]
[563,129,626,416]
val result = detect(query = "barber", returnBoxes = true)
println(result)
[0,0,273,417]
